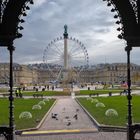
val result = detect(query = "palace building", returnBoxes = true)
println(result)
[0,63,38,86]
[79,63,140,85]
[0,63,140,86]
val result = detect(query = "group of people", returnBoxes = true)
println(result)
[120,89,128,95]
[33,85,55,92]
[15,88,23,98]
[47,85,54,91]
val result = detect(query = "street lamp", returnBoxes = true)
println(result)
[8,45,15,140]
[125,45,140,140]
[0,45,15,140]
[125,46,133,140]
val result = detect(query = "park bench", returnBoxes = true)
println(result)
[89,93,99,97]
[32,93,43,98]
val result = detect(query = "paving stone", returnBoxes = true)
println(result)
[39,97,97,130]
[0,96,139,140]
[9,132,127,140]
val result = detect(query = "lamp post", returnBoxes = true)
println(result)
[125,46,133,140]
[0,1,33,139]
[8,45,15,140]
[63,24,69,92]
[125,45,140,140]
[102,0,140,139]
[0,45,15,140]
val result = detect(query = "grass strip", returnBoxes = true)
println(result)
[0,98,55,129]
[12,89,124,96]
[77,95,140,126]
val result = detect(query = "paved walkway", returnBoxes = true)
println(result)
[20,97,139,140]
[0,92,140,139]
[0,96,140,139]
[39,97,97,131]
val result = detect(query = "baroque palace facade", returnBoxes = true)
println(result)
[0,63,38,86]
[80,63,140,85]
[0,63,140,86]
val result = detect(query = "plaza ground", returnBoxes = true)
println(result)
[21,96,140,139]
[0,91,140,139]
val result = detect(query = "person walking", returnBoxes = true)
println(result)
[19,88,23,98]
[15,88,19,97]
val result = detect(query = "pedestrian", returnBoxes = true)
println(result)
[47,85,49,90]
[52,86,54,90]
[15,88,19,97]
[36,88,38,92]
[19,88,23,98]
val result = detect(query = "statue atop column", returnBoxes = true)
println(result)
[63,24,68,39]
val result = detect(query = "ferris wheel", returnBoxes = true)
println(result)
[43,26,89,83]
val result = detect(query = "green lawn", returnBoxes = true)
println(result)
[0,88,8,92]
[15,89,123,96]
[0,98,55,130]
[77,96,140,126]
[79,89,123,95]
[22,90,69,96]
[0,89,138,97]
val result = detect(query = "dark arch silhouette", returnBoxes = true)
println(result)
[0,0,140,46]
[109,0,140,46]
[0,0,33,46]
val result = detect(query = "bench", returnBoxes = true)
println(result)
[89,93,99,97]
[33,93,43,98]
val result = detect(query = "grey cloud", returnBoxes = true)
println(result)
[10,0,140,65]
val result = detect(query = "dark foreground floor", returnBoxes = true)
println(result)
[0,132,127,140]
[1,131,140,140]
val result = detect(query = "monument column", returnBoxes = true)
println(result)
[63,24,68,70]
[62,25,70,93]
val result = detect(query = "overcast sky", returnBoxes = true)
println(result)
[0,0,140,65]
